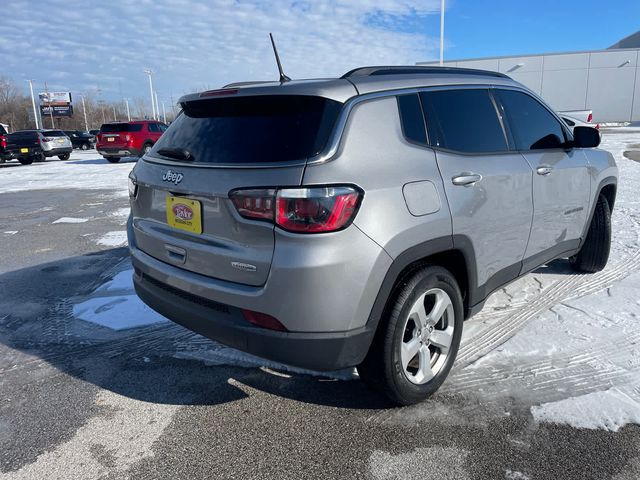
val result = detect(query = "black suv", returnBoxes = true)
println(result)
[64,130,95,150]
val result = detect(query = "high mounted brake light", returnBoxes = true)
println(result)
[230,186,362,233]
[199,89,239,98]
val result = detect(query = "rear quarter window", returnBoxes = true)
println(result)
[149,95,342,164]
[397,94,428,146]
[420,89,508,154]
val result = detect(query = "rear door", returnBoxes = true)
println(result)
[494,88,591,269]
[130,94,342,286]
[420,88,534,295]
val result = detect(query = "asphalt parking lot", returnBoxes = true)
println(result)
[1,139,640,479]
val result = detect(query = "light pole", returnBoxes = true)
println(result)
[44,81,55,128]
[80,94,89,132]
[26,79,39,129]
[144,69,156,120]
[439,0,445,66]
[154,91,160,121]
[162,101,166,123]
[124,99,131,121]
[112,105,117,121]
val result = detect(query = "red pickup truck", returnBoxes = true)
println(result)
[96,120,167,163]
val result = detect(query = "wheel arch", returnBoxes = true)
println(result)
[366,236,477,340]
[581,176,617,245]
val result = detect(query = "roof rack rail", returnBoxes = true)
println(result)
[341,66,509,79]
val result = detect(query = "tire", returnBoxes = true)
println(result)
[570,194,611,273]
[141,143,152,157]
[18,157,34,165]
[81,143,89,151]
[358,265,464,406]
[35,153,46,163]
[105,157,121,164]
[58,153,71,161]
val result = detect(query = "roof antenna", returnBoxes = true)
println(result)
[269,33,291,83]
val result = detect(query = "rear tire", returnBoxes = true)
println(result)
[105,157,121,164]
[35,153,46,162]
[570,194,611,273]
[81,143,89,151]
[19,157,34,165]
[141,143,152,157]
[58,153,70,161]
[358,266,464,406]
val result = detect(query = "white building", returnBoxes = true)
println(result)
[418,31,640,123]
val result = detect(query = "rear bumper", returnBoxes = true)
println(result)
[127,215,390,370]
[98,146,141,157]
[5,147,43,158]
[44,146,72,157]
[133,267,375,371]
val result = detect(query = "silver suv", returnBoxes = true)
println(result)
[127,66,617,405]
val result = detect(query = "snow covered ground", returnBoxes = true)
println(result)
[8,134,640,431]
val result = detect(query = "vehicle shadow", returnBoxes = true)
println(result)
[0,248,391,410]
[532,258,577,275]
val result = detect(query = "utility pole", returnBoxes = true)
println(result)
[144,69,156,120]
[44,81,55,128]
[125,99,131,121]
[80,95,89,132]
[26,79,39,129]
[439,0,445,66]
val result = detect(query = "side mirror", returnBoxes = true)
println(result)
[572,126,600,148]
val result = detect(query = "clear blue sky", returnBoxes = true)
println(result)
[1,0,638,103]
[442,0,640,60]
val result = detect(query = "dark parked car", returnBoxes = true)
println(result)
[64,130,95,150]
[4,130,43,165]
[89,129,100,137]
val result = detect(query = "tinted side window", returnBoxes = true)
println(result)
[397,94,427,145]
[420,89,507,153]
[497,90,566,150]
[148,123,161,133]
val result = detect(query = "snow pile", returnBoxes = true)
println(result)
[532,388,640,432]
[73,295,168,331]
[53,217,89,224]
[98,231,128,247]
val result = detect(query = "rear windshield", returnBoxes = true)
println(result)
[43,130,67,137]
[100,123,143,133]
[0,125,7,135]
[8,131,38,141]
[149,95,342,164]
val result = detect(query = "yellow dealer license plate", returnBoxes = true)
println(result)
[166,196,202,234]
[20,148,28,153]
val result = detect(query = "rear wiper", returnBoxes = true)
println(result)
[157,147,194,162]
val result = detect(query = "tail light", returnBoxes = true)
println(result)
[0,136,5,149]
[587,112,593,123]
[124,134,132,143]
[595,124,600,130]
[230,186,362,233]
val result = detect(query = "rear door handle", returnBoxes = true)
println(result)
[452,173,482,186]
[536,166,553,176]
